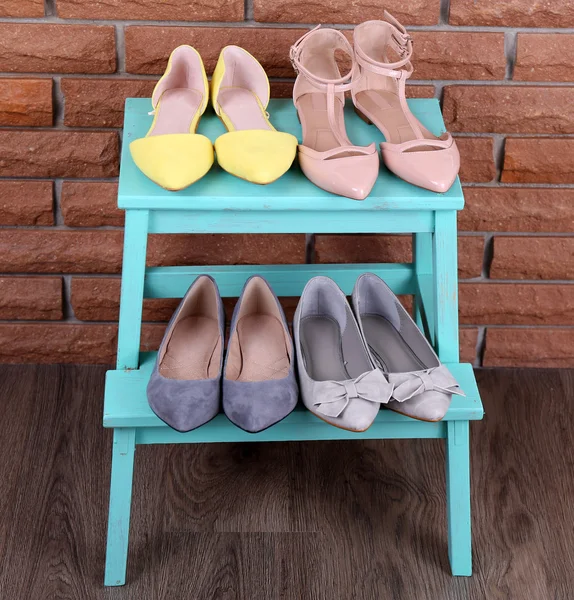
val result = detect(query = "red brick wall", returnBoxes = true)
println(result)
[1,1,573,367]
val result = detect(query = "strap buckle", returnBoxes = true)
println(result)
[391,31,412,57]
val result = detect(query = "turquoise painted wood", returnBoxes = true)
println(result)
[104,428,136,586]
[146,208,435,234]
[116,210,149,370]
[413,233,435,344]
[144,263,417,298]
[105,353,483,430]
[434,211,460,362]
[103,97,483,586]
[446,420,472,576]
[119,98,464,212]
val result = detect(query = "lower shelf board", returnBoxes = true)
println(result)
[104,353,484,440]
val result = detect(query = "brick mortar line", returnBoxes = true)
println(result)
[245,0,253,21]
[6,125,574,138]
[439,0,450,26]
[116,23,126,73]
[454,133,574,139]
[5,126,574,139]
[481,233,494,278]
[467,325,574,329]
[1,320,572,330]
[475,325,486,367]
[52,76,64,126]
[463,232,574,238]
[4,176,574,191]
[4,72,574,88]
[305,233,314,264]
[463,182,574,189]
[62,274,74,319]
[3,274,574,284]
[44,0,56,17]
[52,179,63,226]
[491,134,505,181]
[504,31,518,80]
[0,176,119,183]
[2,16,574,33]
[3,223,574,237]
[461,233,574,238]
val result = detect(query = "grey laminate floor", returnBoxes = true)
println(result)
[0,365,572,599]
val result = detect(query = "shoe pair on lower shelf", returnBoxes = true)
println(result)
[147,273,463,434]
[147,275,298,433]
[296,275,464,431]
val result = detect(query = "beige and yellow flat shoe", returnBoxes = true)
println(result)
[211,46,298,185]
[130,45,214,191]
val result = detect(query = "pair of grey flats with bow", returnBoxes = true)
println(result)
[294,274,464,432]
[147,275,298,433]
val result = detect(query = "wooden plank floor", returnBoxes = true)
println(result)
[0,365,572,599]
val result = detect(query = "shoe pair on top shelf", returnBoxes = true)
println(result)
[130,45,298,191]
[147,273,464,434]
[293,13,460,199]
[130,12,459,198]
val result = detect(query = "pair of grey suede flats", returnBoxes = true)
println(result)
[147,275,298,433]
[294,274,464,432]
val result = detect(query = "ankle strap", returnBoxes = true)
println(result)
[290,26,357,93]
[354,12,414,80]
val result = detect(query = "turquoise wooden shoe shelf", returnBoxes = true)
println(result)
[104,97,484,586]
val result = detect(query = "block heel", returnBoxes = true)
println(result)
[354,106,373,125]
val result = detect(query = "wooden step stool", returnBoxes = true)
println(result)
[103,98,484,586]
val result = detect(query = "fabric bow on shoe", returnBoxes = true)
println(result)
[314,369,393,418]
[388,366,465,403]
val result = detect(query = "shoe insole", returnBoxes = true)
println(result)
[149,88,203,136]
[361,314,426,374]
[298,94,360,159]
[235,314,289,381]
[300,316,350,382]
[217,88,271,131]
[355,89,438,152]
[159,316,220,380]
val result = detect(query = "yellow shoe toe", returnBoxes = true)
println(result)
[214,130,297,184]
[130,133,214,191]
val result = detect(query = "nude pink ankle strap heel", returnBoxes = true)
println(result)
[352,13,460,193]
[290,27,379,201]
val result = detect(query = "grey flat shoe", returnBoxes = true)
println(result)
[223,276,298,433]
[352,273,464,422]
[147,275,224,432]
[294,276,392,432]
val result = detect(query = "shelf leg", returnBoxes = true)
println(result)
[434,211,471,574]
[116,209,149,371]
[413,232,435,345]
[446,420,472,575]
[433,211,459,363]
[104,428,136,586]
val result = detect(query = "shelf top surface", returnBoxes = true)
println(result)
[119,97,464,211]
[104,353,483,430]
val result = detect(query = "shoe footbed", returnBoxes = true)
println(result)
[300,315,349,382]
[149,88,202,136]
[360,314,426,373]
[159,316,220,380]
[218,88,271,131]
[355,89,439,152]
[235,314,290,382]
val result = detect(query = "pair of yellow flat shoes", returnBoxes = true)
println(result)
[130,45,298,191]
